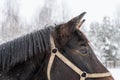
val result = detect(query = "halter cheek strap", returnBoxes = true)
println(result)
[47,35,111,80]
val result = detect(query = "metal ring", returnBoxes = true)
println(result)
[51,48,58,54]
[81,71,87,77]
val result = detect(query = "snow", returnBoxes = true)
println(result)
[108,68,120,80]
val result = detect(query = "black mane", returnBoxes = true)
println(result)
[0,27,52,70]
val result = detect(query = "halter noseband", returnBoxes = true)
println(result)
[47,35,111,80]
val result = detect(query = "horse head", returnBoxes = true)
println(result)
[49,12,114,80]
[0,12,114,80]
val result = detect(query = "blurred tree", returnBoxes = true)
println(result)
[33,0,70,30]
[89,16,120,67]
[1,0,21,43]
[35,0,53,29]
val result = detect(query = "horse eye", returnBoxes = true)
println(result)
[79,47,89,54]
[79,49,88,54]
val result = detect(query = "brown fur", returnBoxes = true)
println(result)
[0,12,113,80]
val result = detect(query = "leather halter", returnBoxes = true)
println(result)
[47,35,111,80]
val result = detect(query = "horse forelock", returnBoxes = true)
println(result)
[0,27,53,70]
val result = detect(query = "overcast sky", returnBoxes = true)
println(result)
[0,0,120,26]
[18,0,120,25]
[67,0,120,20]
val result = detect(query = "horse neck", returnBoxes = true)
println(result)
[0,27,52,70]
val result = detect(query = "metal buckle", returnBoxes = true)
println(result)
[81,71,87,77]
[80,71,87,80]
[51,48,58,54]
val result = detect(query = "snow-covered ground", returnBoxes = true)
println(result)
[108,68,120,80]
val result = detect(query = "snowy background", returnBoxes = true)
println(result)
[0,0,120,79]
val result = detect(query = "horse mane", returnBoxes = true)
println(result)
[0,26,53,70]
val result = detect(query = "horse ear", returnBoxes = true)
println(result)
[59,12,86,38]
[67,12,86,29]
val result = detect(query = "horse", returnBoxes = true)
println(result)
[0,12,114,80]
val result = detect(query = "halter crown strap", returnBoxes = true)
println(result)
[47,35,111,80]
